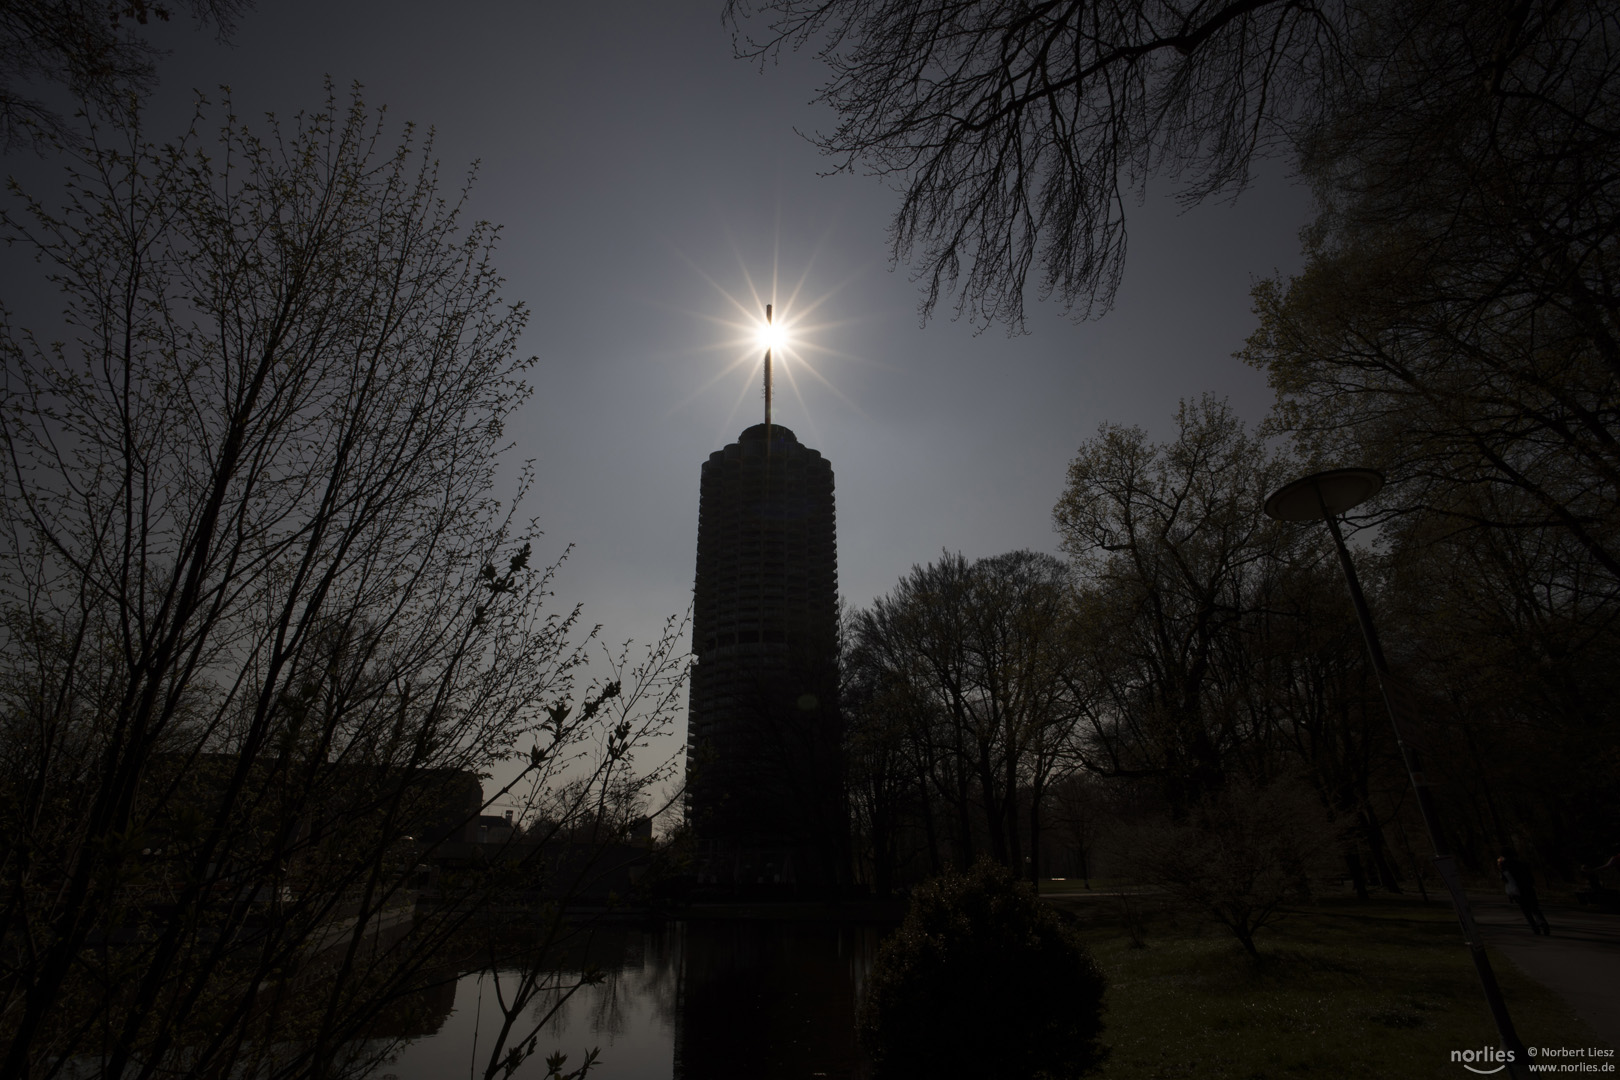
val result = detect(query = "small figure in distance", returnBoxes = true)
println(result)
[1499,849,1552,936]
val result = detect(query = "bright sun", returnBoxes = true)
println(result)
[667,253,865,438]
[755,319,789,352]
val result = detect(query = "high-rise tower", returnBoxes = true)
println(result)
[685,423,843,888]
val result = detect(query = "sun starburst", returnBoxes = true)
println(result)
[664,239,869,447]
[755,316,789,354]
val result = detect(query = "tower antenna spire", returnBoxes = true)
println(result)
[764,303,773,443]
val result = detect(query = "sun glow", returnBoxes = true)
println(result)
[664,240,869,444]
[755,318,790,353]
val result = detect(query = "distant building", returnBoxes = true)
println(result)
[685,423,846,889]
[475,811,515,846]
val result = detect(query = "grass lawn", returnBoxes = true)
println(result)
[1043,891,1609,1078]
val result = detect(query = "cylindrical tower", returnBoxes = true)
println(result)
[685,423,842,889]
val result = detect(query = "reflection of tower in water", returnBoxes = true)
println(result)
[671,919,880,1080]
[684,422,844,888]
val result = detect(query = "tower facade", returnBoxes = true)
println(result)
[686,423,843,889]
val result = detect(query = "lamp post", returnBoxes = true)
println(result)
[1264,469,1528,1078]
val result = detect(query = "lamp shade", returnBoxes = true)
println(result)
[1263,468,1384,522]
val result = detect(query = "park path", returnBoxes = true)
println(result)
[1471,896,1619,1050]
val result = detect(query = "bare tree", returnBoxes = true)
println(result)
[1243,0,1620,571]
[1129,774,1340,958]
[725,0,1360,329]
[855,553,983,867]
[0,0,251,150]
[971,550,1080,882]
[727,1,1611,336]
[1047,772,1104,887]
[1241,551,1403,897]
[0,89,684,1079]
[1053,398,1427,893]
[1239,0,1620,877]
[1054,396,1293,809]
[842,630,918,895]
[847,549,1080,880]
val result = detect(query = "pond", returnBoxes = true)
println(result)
[376,918,889,1080]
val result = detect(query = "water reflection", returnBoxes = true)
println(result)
[380,920,884,1080]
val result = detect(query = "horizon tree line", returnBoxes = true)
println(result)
[841,396,1619,900]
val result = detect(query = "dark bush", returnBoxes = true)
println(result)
[857,860,1107,1080]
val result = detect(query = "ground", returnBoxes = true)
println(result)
[1475,896,1620,1049]
[1040,886,1615,1079]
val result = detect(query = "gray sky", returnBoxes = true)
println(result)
[24,2,1317,806]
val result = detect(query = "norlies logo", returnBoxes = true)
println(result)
[1453,1046,1517,1075]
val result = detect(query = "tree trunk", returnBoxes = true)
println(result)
[918,765,942,876]
[1344,845,1369,901]
[977,740,1009,867]
[1027,786,1043,884]
[1362,809,1401,893]
[954,760,976,867]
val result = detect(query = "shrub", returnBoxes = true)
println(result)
[857,860,1107,1080]
[1129,776,1342,958]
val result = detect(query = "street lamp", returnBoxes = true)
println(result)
[1265,469,1528,1078]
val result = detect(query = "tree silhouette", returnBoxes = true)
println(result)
[0,0,250,149]
[0,88,684,1079]
[727,1,1612,336]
